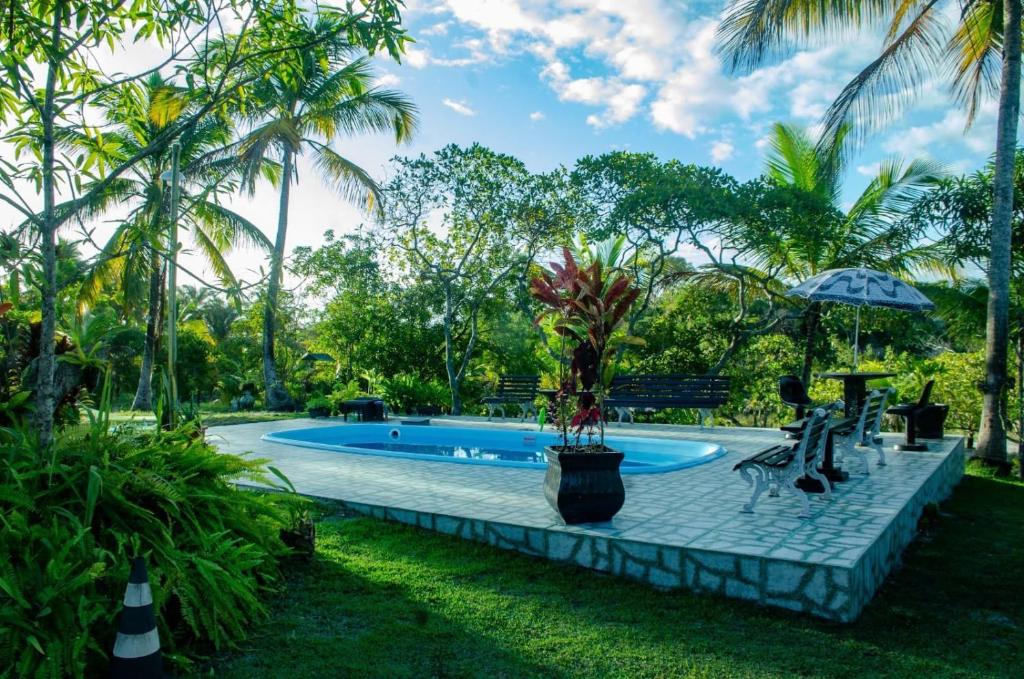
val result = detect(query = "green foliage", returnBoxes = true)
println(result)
[328,381,367,412]
[379,374,450,415]
[0,413,305,675]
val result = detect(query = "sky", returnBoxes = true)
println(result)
[5,0,1008,291]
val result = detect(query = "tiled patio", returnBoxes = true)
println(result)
[211,417,964,622]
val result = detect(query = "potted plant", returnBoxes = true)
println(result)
[530,236,642,524]
[306,395,332,419]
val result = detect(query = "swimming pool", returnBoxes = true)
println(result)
[261,424,725,474]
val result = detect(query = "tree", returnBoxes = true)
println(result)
[716,0,1022,464]
[908,152,1024,472]
[571,151,790,374]
[729,123,944,384]
[66,74,271,411]
[0,0,410,446]
[380,144,562,414]
[235,16,418,410]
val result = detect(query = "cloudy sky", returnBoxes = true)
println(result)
[11,0,1006,290]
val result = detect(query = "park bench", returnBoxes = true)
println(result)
[834,388,893,473]
[482,375,540,421]
[734,404,837,518]
[604,374,731,427]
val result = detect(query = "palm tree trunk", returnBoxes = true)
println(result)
[800,302,821,387]
[34,4,64,449]
[976,0,1021,467]
[131,253,164,411]
[263,148,294,410]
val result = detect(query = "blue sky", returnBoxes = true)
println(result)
[220,0,997,287]
[4,1,1004,289]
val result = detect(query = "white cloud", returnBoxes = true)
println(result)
[710,140,735,163]
[881,105,995,160]
[529,110,545,121]
[404,45,430,69]
[420,21,450,36]
[442,98,476,116]
[414,0,982,151]
[375,73,401,87]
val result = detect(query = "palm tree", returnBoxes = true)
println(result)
[716,0,1021,466]
[235,16,418,410]
[66,74,272,410]
[731,123,944,384]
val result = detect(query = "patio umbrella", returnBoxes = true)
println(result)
[786,267,935,370]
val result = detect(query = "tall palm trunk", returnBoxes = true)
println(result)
[976,0,1022,466]
[131,253,165,411]
[800,302,821,387]
[34,4,63,449]
[262,147,294,410]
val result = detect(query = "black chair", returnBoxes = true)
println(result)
[886,380,934,451]
[779,375,813,420]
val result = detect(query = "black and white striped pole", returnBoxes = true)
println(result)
[110,556,162,678]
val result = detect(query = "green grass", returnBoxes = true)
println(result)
[211,462,1023,678]
[105,409,304,427]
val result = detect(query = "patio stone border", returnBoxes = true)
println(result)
[314,438,964,622]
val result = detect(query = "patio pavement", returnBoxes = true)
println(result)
[210,416,964,622]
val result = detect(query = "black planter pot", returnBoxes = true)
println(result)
[544,446,625,524]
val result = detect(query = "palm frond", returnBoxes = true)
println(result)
[308,141,382,212]
[716,0,897,72]
[947,0,1002,126]
[817,0,946,153]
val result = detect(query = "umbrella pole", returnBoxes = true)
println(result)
[853,306,861,371]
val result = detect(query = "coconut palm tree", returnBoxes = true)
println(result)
[235,17,418,410]
[729,123,945,384]
[716,0,1021,465]
[65,73,272,410]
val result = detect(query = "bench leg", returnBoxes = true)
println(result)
[782,474,811,519]
[698,408,713,429]
[805,463,833,501]
[871,438,887,466]
[486,404,494,421]
[738,463,769,514]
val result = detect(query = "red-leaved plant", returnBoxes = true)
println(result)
[530,236,642,451]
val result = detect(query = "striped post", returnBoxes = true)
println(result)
[110,556,162,678]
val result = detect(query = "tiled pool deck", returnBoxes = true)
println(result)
[212,417,964,622]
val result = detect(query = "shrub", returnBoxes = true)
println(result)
[327,380,366,412]
[0,407,305,675]
[380,373,450,414]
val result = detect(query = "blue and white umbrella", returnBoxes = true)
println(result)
[786,267,935,369]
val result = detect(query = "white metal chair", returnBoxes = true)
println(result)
[734,404,835,518]
[834,388,893,474]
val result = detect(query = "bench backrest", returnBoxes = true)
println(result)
[608,374,731,406]
[916,380,934,409]
[494,375,539,399]
[797,405,834,467]
[853,388,893,444]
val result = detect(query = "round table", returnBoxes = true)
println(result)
[816,371,895,418]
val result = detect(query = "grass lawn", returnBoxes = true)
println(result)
[211,462,1023,678]
[105,409,304,427]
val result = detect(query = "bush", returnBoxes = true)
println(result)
[327,380,367,413]
[380,373,450,415]
[0,410,306,675]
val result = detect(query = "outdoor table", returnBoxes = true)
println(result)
[781,415,857,491]
[816,371,895,418]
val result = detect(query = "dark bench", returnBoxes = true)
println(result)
[339,398,386,422]
[735,405,836,518]
[605,374,731,427]
[482,375,540,421]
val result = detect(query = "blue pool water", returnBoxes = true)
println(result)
[261,424,725,474]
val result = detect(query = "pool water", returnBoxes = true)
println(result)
[262,424,725,474]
